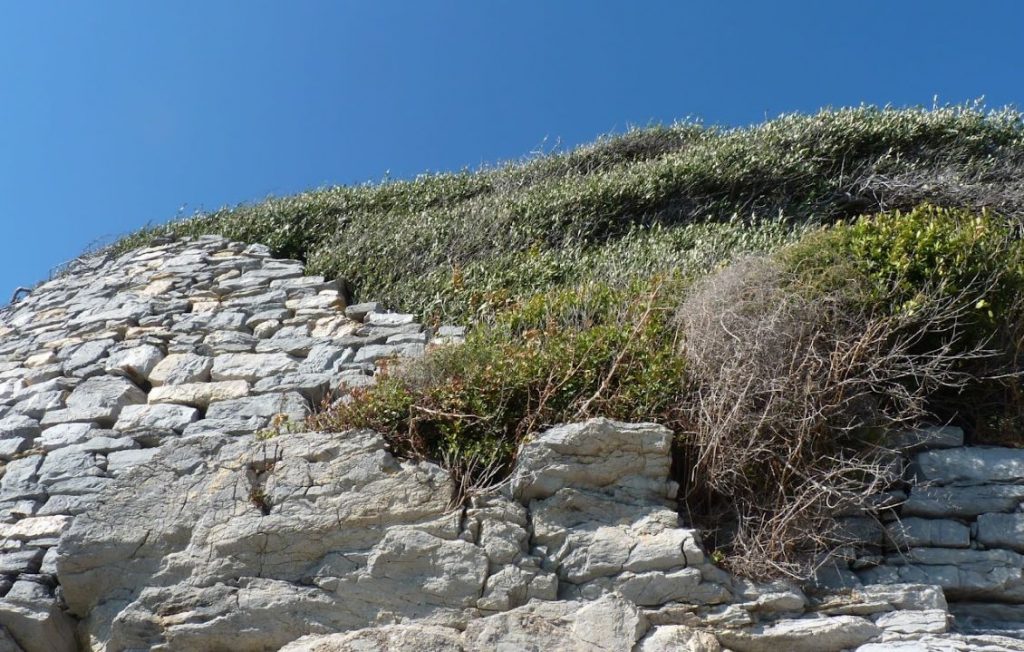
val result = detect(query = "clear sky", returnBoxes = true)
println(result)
[1,1,1022,298]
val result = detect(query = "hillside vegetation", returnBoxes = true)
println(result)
[115,104,1024,578]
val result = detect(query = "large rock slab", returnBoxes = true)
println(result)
[858,548,1024,602]
[462,593,648,651]
[63,376,145,426]
[280,624,464,652]
[512,418,675,502]
[147,380,250,408]
[56,430,459,650]
[715,615,880,652]
[915,447,1024,485]
[901,484,1024,518]
[280,594,651,652]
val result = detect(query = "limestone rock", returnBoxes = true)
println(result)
[64,376,145,425]
[716,615,880,652]
[113,403,199,433]
[103,344,163,383]
[280,625,463,652]
[976,513,1024,552]
[56,430,459,650]
[512,418,674,502]
[147,352,213,386]
[0,580,77,652]
[147,380,250,408]
[462,593,648,651]
[210,352,300,382]
[637,625,721,652]
[901,484,1024,518]
[873,609,949,635]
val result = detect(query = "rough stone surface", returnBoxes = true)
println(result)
[715,615,880,652]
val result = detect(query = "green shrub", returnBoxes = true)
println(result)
[782,205,1024,444]
[785,205,1024,322]
[308,279,686,486]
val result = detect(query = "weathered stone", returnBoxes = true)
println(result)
[181,416,267,436]
[10,391,65,419]
[59,339,114,372]
[463,593,648,651]
[252,373,332,404]
[200,330,257,354]
[0,457,43,501]
[0,436,31,460]
[364,311,415,327]
[279,625,463,652]
[44,476,113,496]
[257,336,316,356]
[148,380,250,408]
[210,352,299,382]
[252,319,280,339]
[106,448,161,474]
[37,447,101,483]
[103,344,163,382]
[0,549,44,575]
[36,423,95,451]
[873,609,948,635]
[0,579,77,652]
[113,403,198,433]
[885,517,970,549]
[56,431,457,649]
[0,516,72,542]
[512,418,674,502]
[915,447,1024,485]
[147,352,213,386]
[858,547,1024,602]
[64,376,145,426]
[343,302,379,323]
[838,584,947,612]
[716,615,880,652]
[0,416,40,441]
[902,484,1024,518]
[976,512,1024,552]
[205,392,308,421]
[638,625,722,652]
[301,344,349,372]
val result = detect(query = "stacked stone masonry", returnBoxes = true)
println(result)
[0,236,1020,651]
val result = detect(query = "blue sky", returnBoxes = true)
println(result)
[1,1,1022,297]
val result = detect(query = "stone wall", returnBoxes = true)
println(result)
[0,237,1021,651]
[835,427,1024,638]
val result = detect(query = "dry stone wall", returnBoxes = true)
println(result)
[0,237,1021,651]
[832,427,1024,639]
[0,236,449,650]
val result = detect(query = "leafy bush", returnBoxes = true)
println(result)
[782,205,1024,442]
[784,204,1024,324]
[309,279,686,489]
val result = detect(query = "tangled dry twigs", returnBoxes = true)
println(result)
[675,256,991,579]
